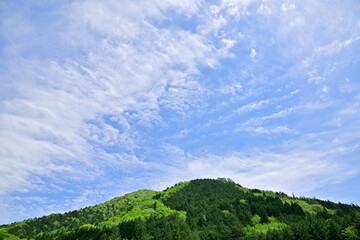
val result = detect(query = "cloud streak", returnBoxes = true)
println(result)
[179,149,350,195]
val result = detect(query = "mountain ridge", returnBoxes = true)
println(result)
[1,178,359,239]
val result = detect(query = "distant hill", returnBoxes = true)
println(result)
[1,178,359,239]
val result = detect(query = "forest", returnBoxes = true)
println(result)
[1,178,359,239]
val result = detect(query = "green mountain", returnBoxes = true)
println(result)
[1,178,360,240]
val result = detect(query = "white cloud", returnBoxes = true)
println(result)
[219,38,237,57]
[257,3,272,16]
[0,1,219,198]
[315,35,360,56]
[236,99,270,113]
[217,82,243,95]
[182,150,348,194]
[239,106,296,127]
[221,0,255,18]
[264,107,296,120]
[250,48,256,61]
[197,6,227,36]
[280,3,296,12]
[246,125,297,134]
[290,89,300,95]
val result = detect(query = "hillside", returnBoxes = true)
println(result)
[1,178,359,239]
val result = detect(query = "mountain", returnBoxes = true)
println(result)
[1,178,359,239]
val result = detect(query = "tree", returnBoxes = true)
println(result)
[259,207,270,224]
[341,226,359,240]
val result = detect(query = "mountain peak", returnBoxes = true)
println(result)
[1,178,359,239]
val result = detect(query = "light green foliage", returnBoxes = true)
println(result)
[342,226,359,240]
[256,217,287,231]
[281,198,334,214]
[52,220,60,228]
[310,204,325,213]
[100,192,186,227]
[105,189,158,208]
[218,178,250,193]
[0,229,10,240]
[0,228,20,240]
[253,190,277,197]
[252,221,287,233]
[248,216,287,234]
[159,181,189,202]
[327,208,336,214]
[243,226,257,240]
[235,185,250,193]
[79,224,95,229]
[251,214,261,225]
[264,190,277,197]
[124,199,186,221]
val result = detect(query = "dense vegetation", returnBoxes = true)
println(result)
[1,178,359,239]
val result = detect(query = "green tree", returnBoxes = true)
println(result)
[259,207,270,224]
[342,226,359,240]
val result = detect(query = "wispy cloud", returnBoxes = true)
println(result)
[0,2,223,223]
[182,149,351,195]
[240,125,298,135]
[236,99,270,113]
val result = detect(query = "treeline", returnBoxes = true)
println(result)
[35,214,196,240]
[31,212,360,240]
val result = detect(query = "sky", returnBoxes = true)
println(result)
[0,0,360,225]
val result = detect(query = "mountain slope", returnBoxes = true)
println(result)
[1,178,360,239]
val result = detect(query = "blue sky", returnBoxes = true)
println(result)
[0,0,360,224]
